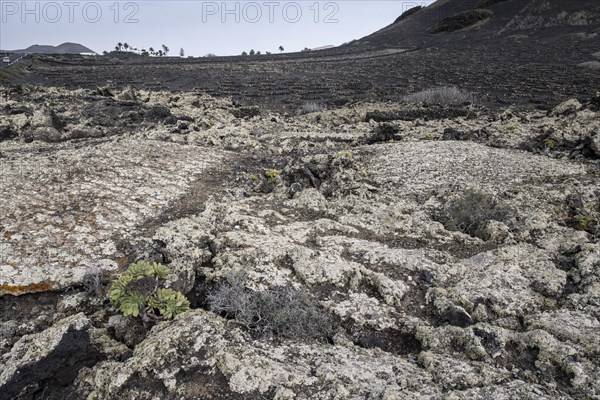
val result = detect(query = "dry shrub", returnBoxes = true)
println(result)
[440,189,510,239]
[207,272,334,340]
[297,101,327,115]
[403,86,472,105]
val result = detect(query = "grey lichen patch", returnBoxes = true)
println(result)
[369,141,585,196]
[428,245,567,322]
[2,86,600,399]
[76,309,439,399]
[0,139,226,295]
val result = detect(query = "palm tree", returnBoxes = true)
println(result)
[124,43,129,51]
[279,46,284,53]
[162,45,169,56]
[149,47,155,56]
[158,50,164,57]
[114,45,119,52]
[117,42,123,51]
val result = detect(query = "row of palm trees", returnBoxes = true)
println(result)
[111,43,286,57]
[113,42,170,57]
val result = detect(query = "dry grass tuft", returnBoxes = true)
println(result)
[403,86,473,105]
[207,272,334,340]
[297,101,328,115]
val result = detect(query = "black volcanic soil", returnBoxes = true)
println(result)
[9,0,600,111]
[16,41,598,112]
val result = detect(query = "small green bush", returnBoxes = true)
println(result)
[543,138,557,150]
[109,260,190,326]
[337,150,353,159]
[574,213,595,231]
[430,9,492,34]
[565,190,600,235]
[565,191,598,233]
[440,189,510,239]
[207,273,333,340]
[265,169,281,185]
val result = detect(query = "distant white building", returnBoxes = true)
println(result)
[310,45,335,51]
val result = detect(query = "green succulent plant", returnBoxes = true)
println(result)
[109,260,190,327]
[337,150,353,159]
[574,213,595,231]
[543,138,557,150]
[264,169,280,185]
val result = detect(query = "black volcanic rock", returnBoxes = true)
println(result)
[7,0,600,111]
[477,0,511,7]
[440,305,472,327]
[351,0,600,49]
[357,336,387,351]
[442,127,467,141]
[588,93,600,112]
[144,106,173,122]
[364,124,400,144]
[0,126,18,142]
[232,106,261,119]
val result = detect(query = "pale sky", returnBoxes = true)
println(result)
[1,1,433,56]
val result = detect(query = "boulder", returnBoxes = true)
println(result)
[550,99,582,116]
[26,127,63,142]
[0,314,100,399]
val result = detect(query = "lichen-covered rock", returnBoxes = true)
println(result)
[25,126,63,142]
[323,292,398,330]
[418,351,512,390]
[428,245,567,322]
[443,380,569,399]
[74,309,440,399]
[2,87,600,399]
[153,208,218,294]
[525,310,600,354]
[0,139,228,295]
[550,98,583,116]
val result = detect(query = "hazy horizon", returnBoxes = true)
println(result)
[1,1,433,56]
